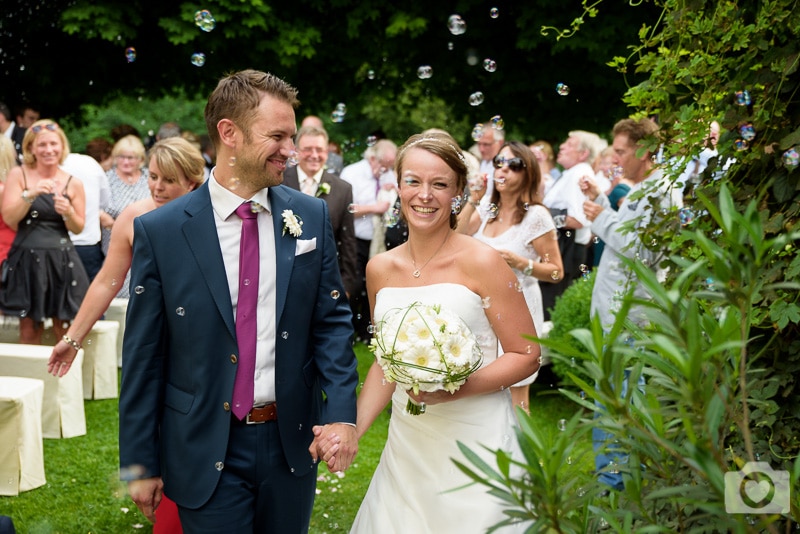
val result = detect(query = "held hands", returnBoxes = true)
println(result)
[128,477,164,523]
[47,340,79,377]
[309,423,358,473]
[53,194,73,218]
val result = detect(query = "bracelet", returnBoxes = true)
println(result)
[62,334,82,351]
[523,259,534,276]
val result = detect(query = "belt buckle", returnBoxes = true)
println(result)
[245,411,265,425]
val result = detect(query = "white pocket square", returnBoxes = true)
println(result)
[295,237,317,255]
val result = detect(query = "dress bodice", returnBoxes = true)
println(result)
[473,204,554,271]
[374,283,498,367]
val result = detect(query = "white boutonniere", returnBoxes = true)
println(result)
[316,182,331,197]
[281,209,303,237]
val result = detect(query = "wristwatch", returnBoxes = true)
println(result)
[523,259,534,276]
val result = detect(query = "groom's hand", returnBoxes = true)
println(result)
[309,424,358,473]
[128,476,163,523]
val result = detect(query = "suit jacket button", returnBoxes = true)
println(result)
[223,402,231,411]
[215,462,224,471]
[230,354,237,363]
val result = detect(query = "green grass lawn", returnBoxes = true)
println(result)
[0,345,591,533]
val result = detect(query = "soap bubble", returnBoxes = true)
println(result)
[782,147,799,169]
[194,10,216,32]
[417,65,433,79]
[447,42,454,51]
[483,59,497,73]
[490,115,504,130]
[739,123,756,141]
[366,135,377,147]
[125,47,136,63]
[678,207,695,226]
[331,104,346,123]
[734,90,751,106]
[191,53,206,67]
[287,150,298,167]
[134,286,145,295]
[330,290,340,299]
[556,83,570,96]
[468,91,485,106]
[471,123,485,141]
[367,70,375,80]
[448,14,467,35]
[734,139,749,151]
[490,7,500,18]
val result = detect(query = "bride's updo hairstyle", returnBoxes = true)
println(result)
[395,132,468,230]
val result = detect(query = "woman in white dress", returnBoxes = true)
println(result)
[349,132,540,533]
[458,141,563,412]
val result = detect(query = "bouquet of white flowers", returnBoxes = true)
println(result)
[370,301,483,415]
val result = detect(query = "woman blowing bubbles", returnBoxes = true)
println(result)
[317,132,540,532]
[0,120,89,344]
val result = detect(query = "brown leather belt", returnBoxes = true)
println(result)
[244,403,277,424]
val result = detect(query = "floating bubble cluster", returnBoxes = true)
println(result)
[417,65,433,79]
[194,10,216,32]
[490,115,504,130]
[735,90,751,106]
[490,7,500,18]
[483,58,497,73]
[468,91,485,106]
[783,147,799,169]
[471,123,484,141]
[448,14,467,35]
[556,83,570,96]
[191,53,206,67]
[125,47,136,63]
[331,103,347,123]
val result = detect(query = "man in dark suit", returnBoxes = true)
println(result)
[283,125,358,298]
[119,70,359,533]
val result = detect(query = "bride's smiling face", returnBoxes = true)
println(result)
[399,147,458,229]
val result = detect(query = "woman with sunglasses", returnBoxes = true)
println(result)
[0,119,90,344]
[459,141,563,412]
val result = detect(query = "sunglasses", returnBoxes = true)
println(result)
[31,123,59,134]
[493,156,526,172]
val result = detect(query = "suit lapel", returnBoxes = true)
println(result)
[181,183,237,339]
[269,186,294,322]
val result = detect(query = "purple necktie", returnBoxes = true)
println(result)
[232,202,259,420]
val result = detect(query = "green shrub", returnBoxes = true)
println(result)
[547,270,595,387]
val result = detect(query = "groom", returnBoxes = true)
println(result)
[119,70,359,533]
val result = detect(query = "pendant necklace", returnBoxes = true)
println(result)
[409,232,450,278]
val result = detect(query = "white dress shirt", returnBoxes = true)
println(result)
[298,166,324,196]
[62,153,111,246]
[543,162,593,245]
[208,173,277,405]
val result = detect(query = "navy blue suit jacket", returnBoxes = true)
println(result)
[119,181,358,509]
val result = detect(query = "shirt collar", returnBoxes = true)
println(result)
[209,171,272,221]
[297,166,325,184]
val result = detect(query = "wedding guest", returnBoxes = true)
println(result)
[119,69,358,533]
[342,132,539,532]
[85,138,114,171]
[282,125,358,297]
[110,124,140,143]
[101,135,150,295]
[15,104,40,130]
[0,137,18,265]
[529,140,561,195]
[459,141,563,412]
[0,102,26,160]
[0,119,89,344]
[581,117,674,491]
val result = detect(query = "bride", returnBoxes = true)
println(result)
[350,132,541,532]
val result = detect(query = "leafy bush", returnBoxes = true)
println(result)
[547,270,595,387]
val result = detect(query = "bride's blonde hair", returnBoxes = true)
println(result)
[395,132,468,229]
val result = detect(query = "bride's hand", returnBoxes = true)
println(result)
[408,389,456,406]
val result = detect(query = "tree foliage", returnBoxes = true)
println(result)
[2,0,660,150]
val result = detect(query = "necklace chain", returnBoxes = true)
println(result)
[409,233,450,278]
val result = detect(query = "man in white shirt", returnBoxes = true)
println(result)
[541,130,603,319]
[340,138,396,340]
[61,153,111,281]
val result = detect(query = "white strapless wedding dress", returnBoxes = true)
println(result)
[350,283,527,533]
